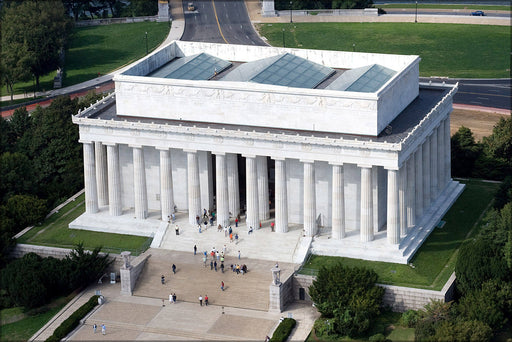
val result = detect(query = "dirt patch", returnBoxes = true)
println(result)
[450,109,509,142]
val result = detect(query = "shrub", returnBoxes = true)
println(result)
[399,309,421,328]
[369,333,389,342]
[270,318,296,342]
[433,319,492,342]
[45,295,99,342]
[313,318,337,338]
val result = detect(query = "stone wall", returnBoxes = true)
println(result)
[120,252,151,296]
[75,16,158,27]
[291,273,457,312]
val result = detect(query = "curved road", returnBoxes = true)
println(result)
[181,0,265,45]
[180,0,510,111]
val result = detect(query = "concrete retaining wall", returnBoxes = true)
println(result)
[75,16,158,27]
[291,272,456,312]
[120,252,151,295]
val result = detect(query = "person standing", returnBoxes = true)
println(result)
[175,225,179,235]
[199,295,203,306]
[210,260,213,270]
[271,222,275,232]
[169,294,173,304]
[235,217,239,227]
[214,260,217,272]
[172,264,176,274]
[173,293,177,303]
[194,245,197,255]
[93,323,97,333]
[161,275,165,284]
[205,295,209,306]
[101,324,106,335]
[220,262,224,273]
[221,281,224,291]
[235,233,239,244]
[238,250,241,259]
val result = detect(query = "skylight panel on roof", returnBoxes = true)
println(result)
[149,53,232,81]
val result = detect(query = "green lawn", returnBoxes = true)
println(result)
[0,298,68,342]
[1,21,169,96]
[17,193,152,256]
[300,179,499,290]
[377,4,510,11]
[256,23,511,78]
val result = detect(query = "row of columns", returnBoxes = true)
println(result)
[81,116,451,245]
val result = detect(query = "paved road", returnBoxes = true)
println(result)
[181,0,265,45]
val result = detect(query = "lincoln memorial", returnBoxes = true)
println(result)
[71,41,464,264]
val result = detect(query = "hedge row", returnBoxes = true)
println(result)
[45,295,99,342]
[270,318,296,342]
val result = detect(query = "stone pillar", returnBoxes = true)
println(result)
[159,148,174,221]
[106,144,122,216]
[95,142,108,206]
[83,142,98,214]
[227,153,240,218]
[422,138,431,210]
[303,161,317,237]
[398,166,407,236]
[372,165,380,233]
[187,150,201,225]
[387,168,400,245]
[331,164,345,239]
[274,158,288,233]
[215,153,229,227]
[257,156,270,222]
[262,0,277,17]
[437,122,445,191]
[245,155,259,230]
[132,146,148,220]
[406,155,416,229]
[360,165,373,242]
[415,147,424,220]
[199,151,214,212]
[445,116,452,185]
[430,128,438,202]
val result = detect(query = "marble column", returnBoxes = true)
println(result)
[360,165,373,242]
[331,164,345,239]
[372,166,380,234]
[422,138,431,210]
[159,148,174,221]
[444,116,452,185]
[437,122,445,191]
[132,146,148,220]
[387,168,400,245]
[406,155,416,229]
[430,128,438,202]
[274,158,288,233]
[303,161,317,237]
[245,156,259,230]
[398,166,407,236]
[415,147,424,220]
[215,153,229,227]
[187,150,201,225]
[227,153,240,218]
[257,156,270,222]
[95,142,108,206]
[83,142,98,214]
[106,144,122,216]
[199,151,214,212]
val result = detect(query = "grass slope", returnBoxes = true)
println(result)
[300,179,499,290]
[1,21,169,96]
[17,193,151,255]
[257,23,511,78]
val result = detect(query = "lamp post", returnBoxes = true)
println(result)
[290,1,293,23]
[415,1,418,23]
[144,31,148,55]
[282,28,285,48]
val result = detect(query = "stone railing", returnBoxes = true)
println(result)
[276,8,378,17]
[75,16,158,27]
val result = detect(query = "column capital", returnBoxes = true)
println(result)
[79,139,95,144]
[183,149,198,154]
[129,144,143,149]
[155,146,170,151]
[242,154,257,159]
[300,159,315,164]
[103,142,118,147]
[271,156,286,161]
[329,162,344,166]
[358,164,373,169]
[212,151,226,156]
[384,166,399,171]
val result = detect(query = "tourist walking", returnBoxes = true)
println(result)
[161,275,165,284]
[214,260,217,272]
[221,281,224,291]
[93,323,97,333]
[175,225,179,235]
[172,264,176,274]
[235,217,239,227]
[199,295,203,306]
[101,324,106,335]
[235,233,239,244]
[205,295,209,306]
[173,293,177,303]
[238,250,241,259]
[169,293,174,304]
[210,260,213,270]
[220,262,224,273]
[194,244,197,255]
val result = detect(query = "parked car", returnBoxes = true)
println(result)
[471,10,485,16]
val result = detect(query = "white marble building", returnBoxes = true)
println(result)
[71,41,464,263]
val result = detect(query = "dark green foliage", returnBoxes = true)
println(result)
[451,126,481,178]
[0,152,35,204]
[458,279,512,330]
[333,0,374,9]
[270,318,296,342]
[495,176,512,210]
[121,0,157,17]
[455,238,509,296]
[5,195,47,229]
[45,295,99,342]
[0,245,112,309]
[399,309,421,328]
[309,264,384,338]
[414,300,453,341]
[369,333,389,342]
[432,319,492,342]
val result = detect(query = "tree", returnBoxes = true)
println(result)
[309,264,384,338]
[450,126,481,177]
[333,0,374,9]
[482,117,512,165]
[0,152,35,204]
[1,1,73,88]
[5,195,47,231]
[66,243,113,290]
